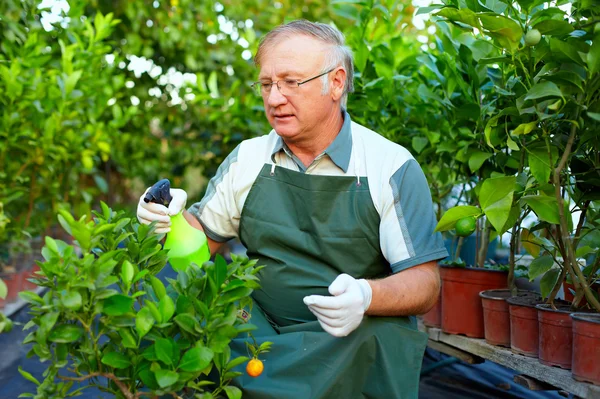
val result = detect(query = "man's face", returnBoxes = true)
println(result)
[258,35,338,143]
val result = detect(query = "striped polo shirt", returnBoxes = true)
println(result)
[188,111,448,273]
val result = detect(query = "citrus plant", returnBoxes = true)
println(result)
[430,0,600,309]
[18,203,266,398]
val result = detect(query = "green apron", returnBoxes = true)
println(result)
[230,164,428,399]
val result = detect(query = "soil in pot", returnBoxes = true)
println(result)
[506,294,544,357]
[571,313,600,385]
[440,266,507,338]
[480,289,538,348]
[537,302,578,369]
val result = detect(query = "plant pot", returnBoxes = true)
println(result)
[440,266,508,338]
[537,304,576,369]
[423,291,442,328]
[563,282,600,307]
[571,313,600,385]
[0,270,23,308]
[479,289,512,347]
[507,293,544,357]
[479,289,536,347]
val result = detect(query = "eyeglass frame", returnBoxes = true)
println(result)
[251,67,337,96]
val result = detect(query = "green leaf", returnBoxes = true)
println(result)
[61,291,82,310]
[589,35,600,75]
[226,356,250,371]
[103,294,134,316]
[159,295,175,322]
[174,313,198,334]
[540,268,561,298]
[0,279,6,300]
[479,176,516,233]
[150,276,167,299]
[532,20,574,36]
[136,307,155,339]
[528,255,555,281]
[478,13,522,44]
[155,338,174,366]
[524,81,563,101]
[179,346,214,372]
[512,121,537,135]
[435,206,483,232]
[412,137,429,154]
[18,366,40,386]
[101,352,132,369]
[224,386,242,399]
[121,260,134,288]
[436,7,480,29]
[154,369,179,388]
[48,324,84,343]
[145,301,162,323]
[576,246,595,258]
[588,112,600,121]
[468,151,492,172]
[119,328,138,349]
[528,145,557,185]
[18,291,43,304]
[521,195,560,224]
[550,38,584,65]
[215,255,228,288]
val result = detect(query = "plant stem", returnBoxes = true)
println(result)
[58,372,133,399]
[553,120,600,311]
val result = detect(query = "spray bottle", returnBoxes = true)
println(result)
[143,179,210,272]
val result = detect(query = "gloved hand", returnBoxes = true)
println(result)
[303,273,372,337]
[137,188,187,234]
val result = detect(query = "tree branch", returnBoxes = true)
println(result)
[58,372,133,399]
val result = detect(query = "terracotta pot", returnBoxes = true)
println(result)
[423,291,442,328]
[537,304,575,369]
[571,313,600,385]
[563,282,600,307]
[0,270,23,308]
[479,289,512,347]
[507,294,544,357]
[440,266,508,338]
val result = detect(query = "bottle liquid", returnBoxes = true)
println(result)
[144,179,210,272]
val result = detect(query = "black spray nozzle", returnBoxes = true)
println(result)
[143,179,173,207]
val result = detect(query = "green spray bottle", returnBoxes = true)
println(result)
[144,179,210,272]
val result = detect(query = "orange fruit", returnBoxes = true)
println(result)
[455,217,477,237]
[246,358,264,377]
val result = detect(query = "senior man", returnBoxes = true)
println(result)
[138,19,448,399]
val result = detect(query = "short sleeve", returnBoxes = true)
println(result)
[380,159,448,273]
[188,145,241,242]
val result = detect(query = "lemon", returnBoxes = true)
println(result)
[455,217,477,237]
[525,29,541,46]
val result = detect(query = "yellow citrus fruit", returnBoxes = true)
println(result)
[455,217,476,237]
[524,29,541,46]
[246,358,264,377]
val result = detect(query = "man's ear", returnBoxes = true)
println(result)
[330,67,346,102]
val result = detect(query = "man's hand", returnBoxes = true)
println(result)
[137,188,187,234]
[303,274,372,337]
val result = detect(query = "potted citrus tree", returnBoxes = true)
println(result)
[18,204,268,398]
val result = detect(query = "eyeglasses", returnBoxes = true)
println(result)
[251,68,335,97]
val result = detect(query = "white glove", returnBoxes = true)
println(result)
[136,188,187,234]
[303,273,372,337]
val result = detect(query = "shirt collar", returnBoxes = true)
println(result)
[270,109,353,173]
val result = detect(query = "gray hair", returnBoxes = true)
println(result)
[254,20,354,107]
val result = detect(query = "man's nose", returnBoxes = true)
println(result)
[267,83,287,107]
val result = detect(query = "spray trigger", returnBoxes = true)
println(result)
[143,179,173,207]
